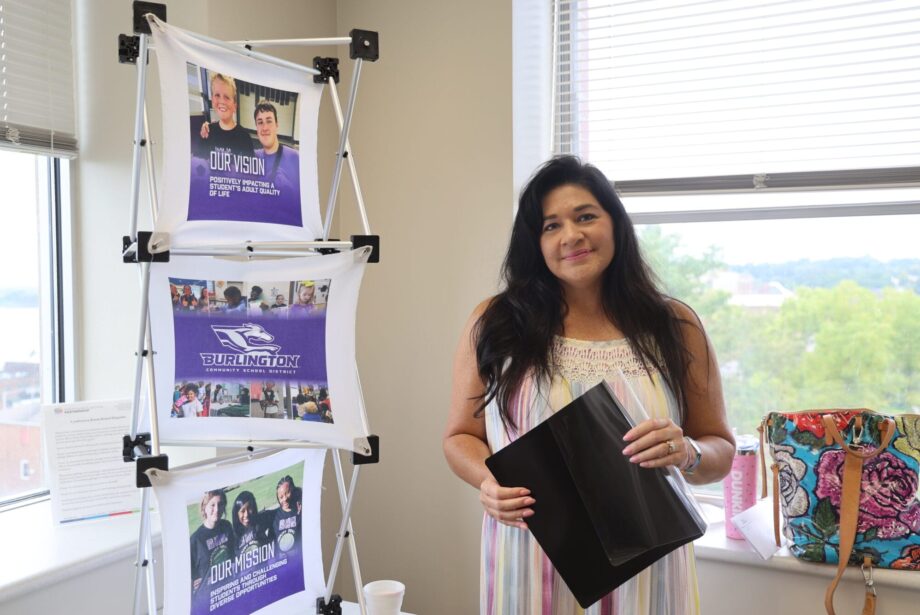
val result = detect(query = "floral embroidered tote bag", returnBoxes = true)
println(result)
[760,409,920,615]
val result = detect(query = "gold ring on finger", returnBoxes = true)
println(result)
[666,439,676,455]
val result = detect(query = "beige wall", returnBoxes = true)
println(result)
[332,2,513,613]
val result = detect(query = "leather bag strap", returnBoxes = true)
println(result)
[823,447,870,615]
[758,418,769,499]
[822,415,894,459]
[758,418,783,547]
[771,461,781,547]
[821,415,893,615]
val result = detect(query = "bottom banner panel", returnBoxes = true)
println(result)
[150,449,326,614]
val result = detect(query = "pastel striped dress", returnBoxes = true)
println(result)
[481,336,700,615]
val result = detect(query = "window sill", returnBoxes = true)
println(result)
[2,497,917,604]
[0,497,161,604]
[694,517,920,592]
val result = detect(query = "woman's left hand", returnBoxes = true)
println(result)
[621,417,687,469]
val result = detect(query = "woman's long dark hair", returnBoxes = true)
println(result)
[474,156,697,432]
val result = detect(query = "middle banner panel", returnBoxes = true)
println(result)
[149,249,371,452]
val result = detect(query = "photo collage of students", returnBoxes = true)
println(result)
[187,465,305,607]
[169,277,333,423]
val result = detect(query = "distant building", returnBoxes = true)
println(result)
[0,361,40,410]
[0,421,43,497]
[707,270,794,311]
[0,361,43,498]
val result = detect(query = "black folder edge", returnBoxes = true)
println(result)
[549,384,657,566]
[549,382,707,567]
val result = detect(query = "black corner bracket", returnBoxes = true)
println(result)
[118,34,141,64]
[353,435,380,465]
[349,29,379,62]
[133,1,167,34]
[123,432,152,462]
[316,594,343,615]
[119,3,165,64]
[315,238,342,256]
[350,235,380,263]
[123,231,170,263]
[136,454,169,488]
[313,57,340,84]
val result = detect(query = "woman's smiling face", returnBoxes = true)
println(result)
[277,482,293,512]
[203,495,221,528]
[539,184,615,294]
[238,500,253,528]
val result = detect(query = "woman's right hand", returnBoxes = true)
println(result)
[200,121,210,139]
[479,476,535,529]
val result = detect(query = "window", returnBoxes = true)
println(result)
[637,215,920,437]
[0,152,71,504]
[0,0,76,506]
[553,1,920,440]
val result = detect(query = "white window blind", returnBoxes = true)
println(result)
[0,0,76,156]
[553,0,920,191]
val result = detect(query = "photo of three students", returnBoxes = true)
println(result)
[188,471,304,598]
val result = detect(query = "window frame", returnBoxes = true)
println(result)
[44,158,76,404]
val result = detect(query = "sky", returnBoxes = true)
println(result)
[0,150,41,290]
[638,214,920,266]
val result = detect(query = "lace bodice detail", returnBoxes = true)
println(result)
[551,336,654,384]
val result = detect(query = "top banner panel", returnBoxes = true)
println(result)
[147,16,324,251]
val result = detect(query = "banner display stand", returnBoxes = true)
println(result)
[117,3,380,614]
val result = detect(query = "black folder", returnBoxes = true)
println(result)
[485,381,706,608]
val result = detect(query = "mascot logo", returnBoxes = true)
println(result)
[200,323,300,369]
[211,323,281,356]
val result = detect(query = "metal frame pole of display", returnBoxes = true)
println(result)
[116,4,381,614]
[118,22,164,615]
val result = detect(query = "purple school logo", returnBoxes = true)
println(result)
[201,323,300,369]
[211,323,281,355]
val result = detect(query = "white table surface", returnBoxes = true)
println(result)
[342,601,414,615]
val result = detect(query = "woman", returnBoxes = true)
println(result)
[273,476,301,554]
[198,288,212,313]
[179,284,198,311]
[443,156,734,614]
[189,490,235,594]
[232,491,273,556]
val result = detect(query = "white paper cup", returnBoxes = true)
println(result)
[363,580,405,615]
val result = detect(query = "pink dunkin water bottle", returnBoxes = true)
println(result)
[723,434,759,539]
